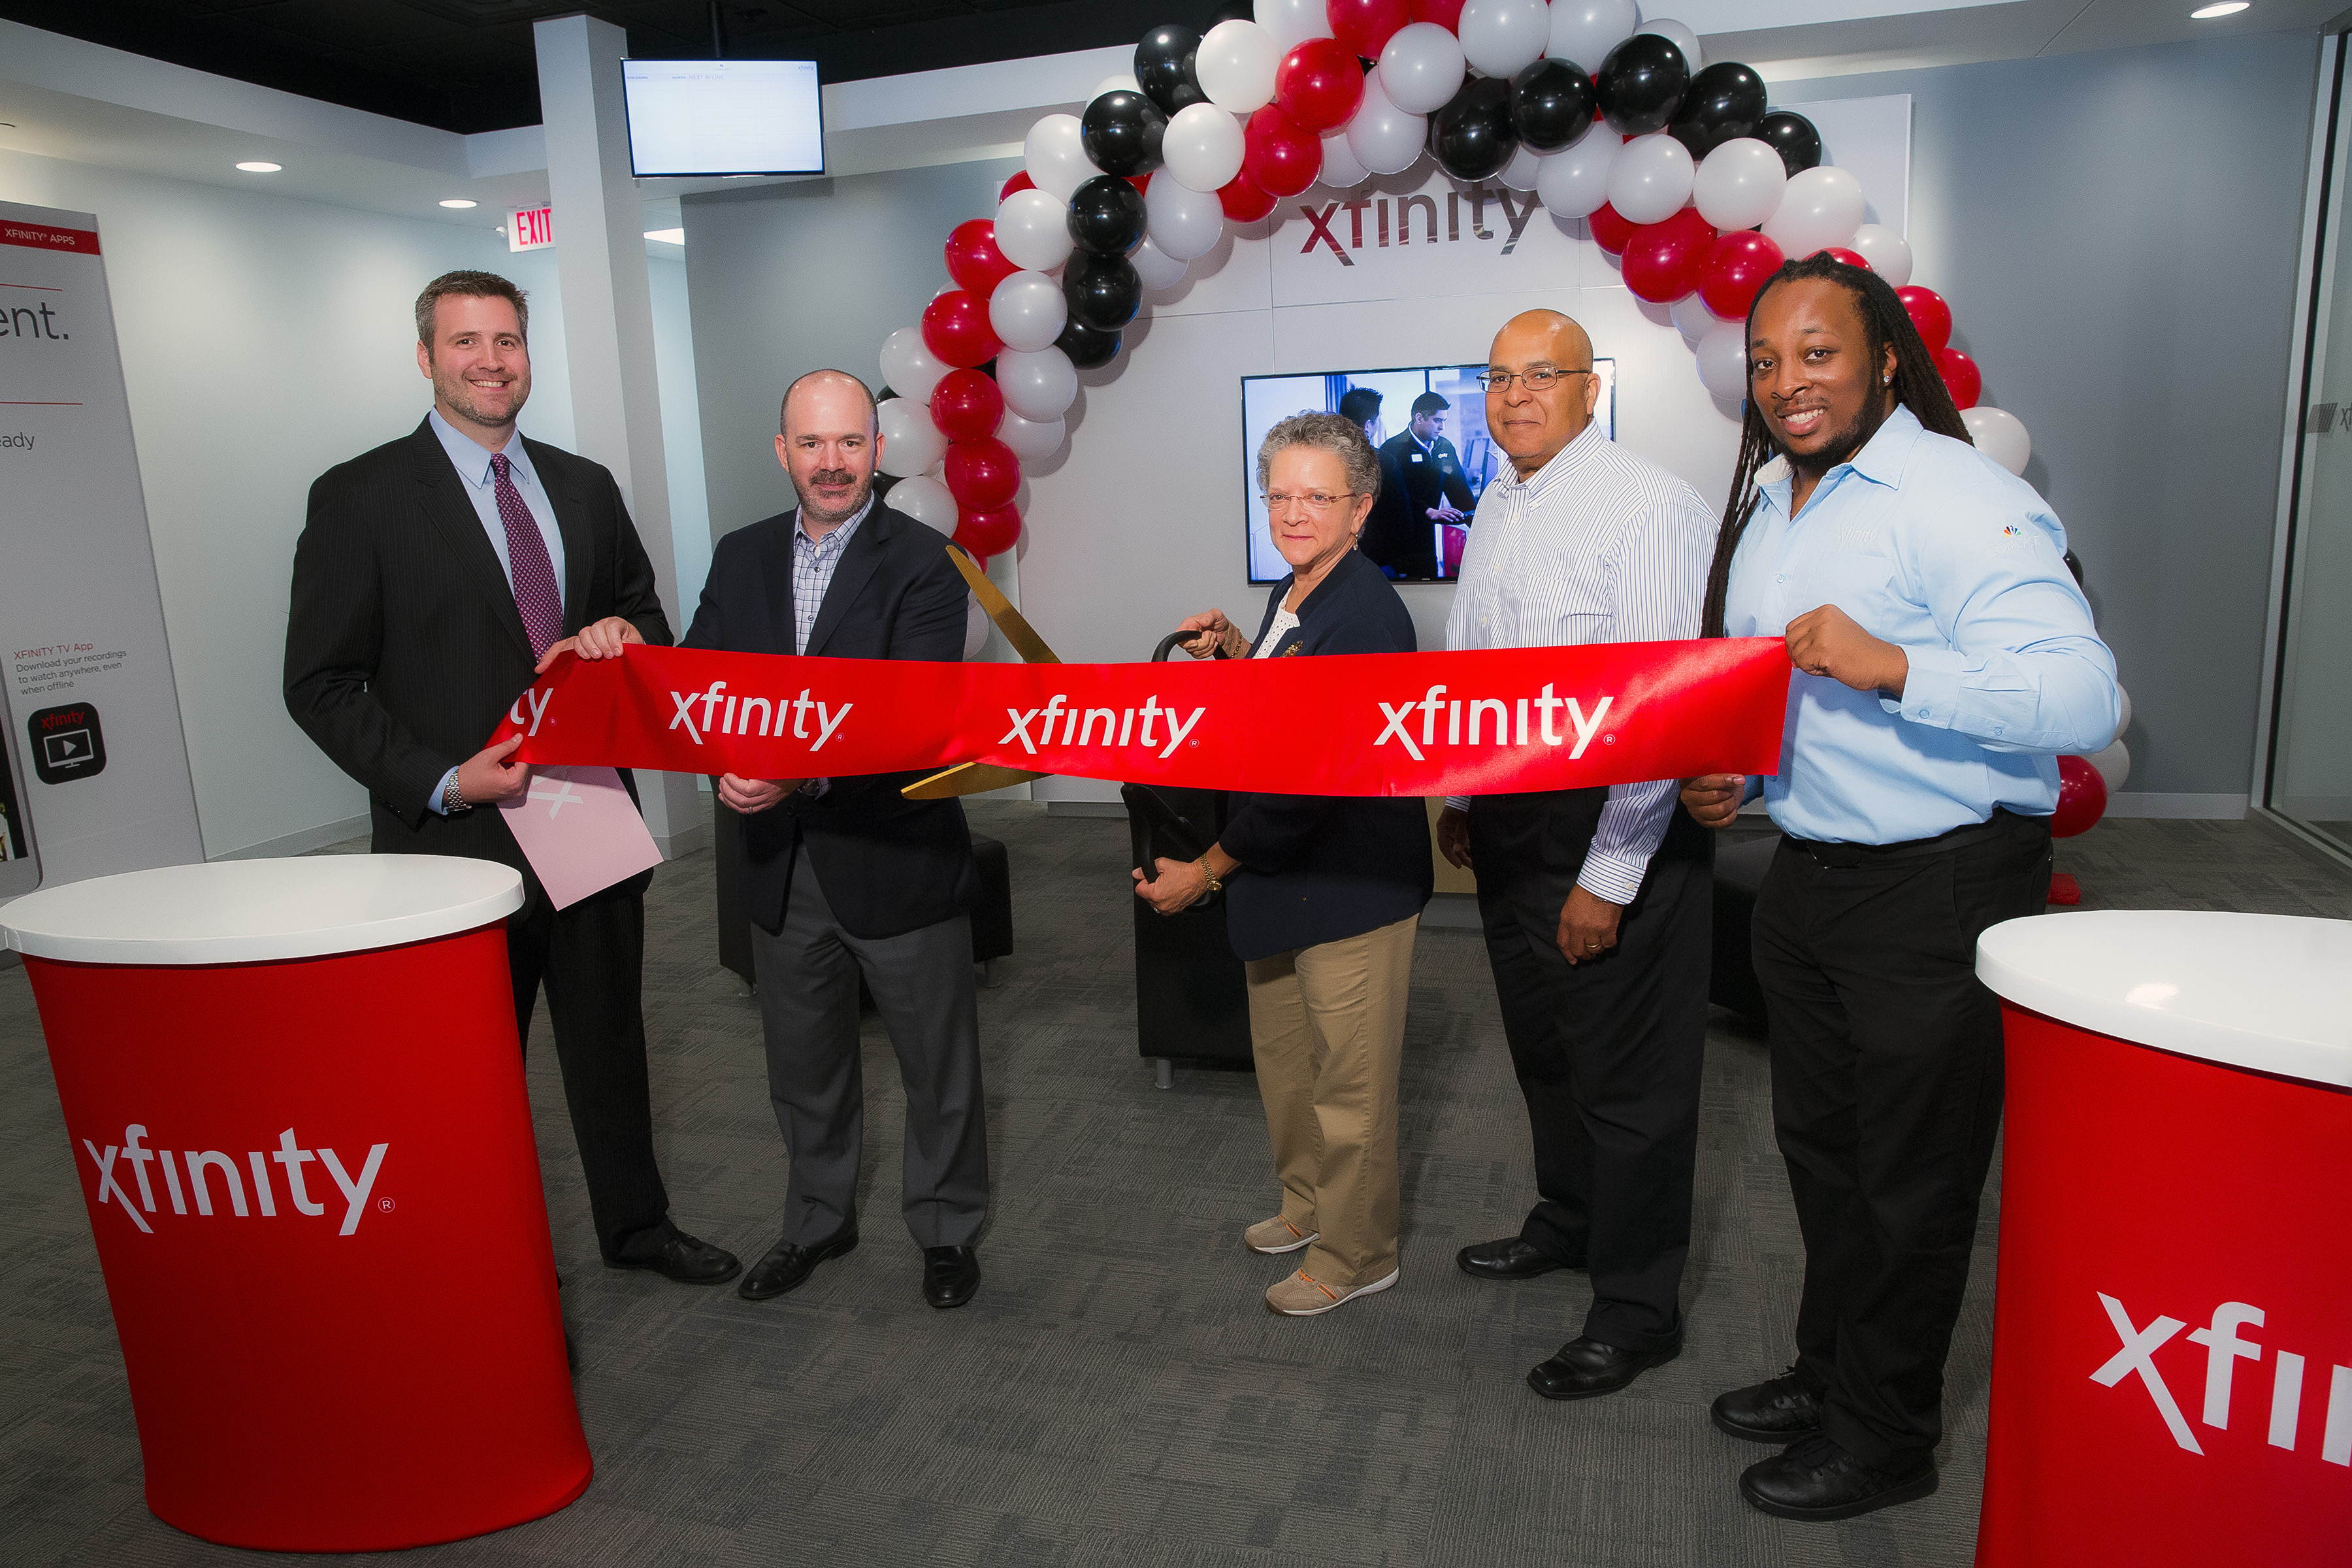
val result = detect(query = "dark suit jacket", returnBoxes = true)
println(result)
[284,417,673,887]
[682,502,975,940]
[1363,432,1474,576]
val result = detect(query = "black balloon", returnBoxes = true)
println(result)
[1752,110,1823,176]
[1428,76,1517,184]
[1509,59,1595,152]
[1594,32,1690,137]
[1066,174,1147,256]
[1134,25,1205,118]
[1081,89,1166,176]
[1669,61,1768,159]
[1206,2,1254,26]
[1063,253,1142,332]
[1055,315,1122,369]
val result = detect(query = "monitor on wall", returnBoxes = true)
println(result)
[622,59,825,178]
[1241,361,1616,585]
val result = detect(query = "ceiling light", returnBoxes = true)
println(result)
[439,198,478,209]
[644,227,685,244]
[2191,3,2249,16]
[235,161,282,173]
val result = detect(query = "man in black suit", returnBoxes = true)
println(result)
[1369,391,1476,579]
[284,269,738,1288]
[682,368,987,1311]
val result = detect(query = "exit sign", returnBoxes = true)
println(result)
[507,206,553,252]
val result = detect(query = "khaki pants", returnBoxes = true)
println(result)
[1244,913,1418,1290]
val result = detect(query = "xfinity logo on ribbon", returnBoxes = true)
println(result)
[1298,184,1545,267]
[81,1122,390,1237]
[665,681,852,751]
[2093,1291,2352,1466]
[1375,684,1612,762]
[1000,694,1205,760]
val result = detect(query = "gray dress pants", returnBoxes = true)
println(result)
[749,845,988,1249]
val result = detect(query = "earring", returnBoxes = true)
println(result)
[1884,374,1892,384]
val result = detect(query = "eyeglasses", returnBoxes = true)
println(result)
[1476,368,1592,393]
[1262,491,1364,514]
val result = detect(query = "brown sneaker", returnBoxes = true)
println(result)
[1266,1267,1399,1316]
[1243,1215,1319,1255]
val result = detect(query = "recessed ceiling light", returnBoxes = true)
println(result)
[440,199,478,209]
[644,227,685,244]
[235,161,282,172]
[2191,3,2249,16]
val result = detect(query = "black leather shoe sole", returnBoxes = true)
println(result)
[923,1252,981,1310]
[738,1230,858,1301]
[1712,1399,1825,1443]
[1740,1462,1937,1522]
[1526,1340,1681,1401]
[1455,1244,1577,1282]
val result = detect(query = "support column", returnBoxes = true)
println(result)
[533,12,704,857]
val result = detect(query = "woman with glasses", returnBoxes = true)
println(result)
[1134,410,1431,1317]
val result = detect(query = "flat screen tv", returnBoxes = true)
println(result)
[1241,360,1616,584]
[622,59,824,178]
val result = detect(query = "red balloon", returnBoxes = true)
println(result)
[1586,202,1635,255]
[1275,38,1365,133]
[2051,755,2108,839]
[943,220,1017,299]
[1126,173,1152,195]
[1699,231,1785,320]
[1937,347,1982,410]
[1410,0,1466,27]
[1328,0,1411,60]
[928,368,1004,443]
[920,289,1000,370]
[1219,170,1279,223]
[943,437,1021,511]
[1820,246,1870,270]
[1620,209,1718,304]
[953,504,1022,561]
[1243,105,1322,198]
[1897,285,1953,355]
[1000,171,1035,203]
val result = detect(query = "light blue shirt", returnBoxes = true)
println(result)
[1723,404,2119,845]
[426,409,567,815]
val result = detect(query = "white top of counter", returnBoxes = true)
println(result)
[1977,910,2352,1088]
[0,856,524,966]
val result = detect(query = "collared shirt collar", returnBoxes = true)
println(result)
[1758,402,1927,519]
[1490,415,1607,500]
[794,489,875,550]
[1411,427,1437,455]
[427,406,529,487]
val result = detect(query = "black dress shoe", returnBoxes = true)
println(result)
[1526,1333,1682,1399]
[1456,1236,1577,1282]
[1712,1370,1825,1443]
[606,1226,742,1285]
[1739,1435,1937,1521]
[738,1226,858,1301]
[923,1245,980,1309]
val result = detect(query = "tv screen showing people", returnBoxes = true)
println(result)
[1241,360,1616,583]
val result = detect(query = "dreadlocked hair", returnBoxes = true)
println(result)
[1699,252,1972,637]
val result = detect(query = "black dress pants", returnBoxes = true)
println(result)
[1753,809,2052,1470]
[1469,789,1712,1354]
[504,868,673,1262]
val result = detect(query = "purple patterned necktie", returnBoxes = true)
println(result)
[490,451,562,658]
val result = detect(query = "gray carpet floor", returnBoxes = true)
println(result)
[3,806,2347,1567]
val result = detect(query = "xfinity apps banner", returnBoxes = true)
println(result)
[0,201,201,900]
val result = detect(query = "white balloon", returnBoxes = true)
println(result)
[994,189,1075,272]
[1548,0,1640,73]
[964,595,990,661]
[1670,293,1716,346]
[1535,131,1620,218]
[1347,74,1429,177]
[1317,129,1370,190]
[988,270,1067,354]
[1637,18,1705,74]
[1258,0,1333,54]
[1962,406,2031,476]
[996,346,1079,422]
[1090,73,1142,102]
[1146,172,1227,259]
[1130,235,1190,291]
[1605,133,1695,225]
[1196,20,1281,114]
[1762,165,1868,258]
[996,410,1066,461]
[1379,22,1467,116]
[875,397,947,478]
[2085,738,2131,793]
[1163,102,1247,193]
[1691,138,1786,232]
[878,325,948,402]
[1696,320,1749,400]
[1024,113,1098,202]
[1497,142,1544,193]
[888,474,958,535]
[1458,0,1552,78]
[2117,685,2133,734]
[1848,223,1914,287]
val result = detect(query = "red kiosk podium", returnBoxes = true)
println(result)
[1974,909,2351,1567]
[3,856,591,1551]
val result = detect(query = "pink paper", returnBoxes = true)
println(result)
[498,764,662,909]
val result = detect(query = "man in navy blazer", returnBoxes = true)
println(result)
[683,369,987,1310]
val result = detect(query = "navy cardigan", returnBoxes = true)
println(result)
[1219,548,1433,962]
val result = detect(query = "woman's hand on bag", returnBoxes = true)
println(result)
[1175,610,1247,660]
[1133,857,1209,915]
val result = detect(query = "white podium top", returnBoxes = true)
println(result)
[0,856,524,966]
[1977,910,2352,1088]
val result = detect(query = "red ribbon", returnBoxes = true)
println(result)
[493,640,1791,796]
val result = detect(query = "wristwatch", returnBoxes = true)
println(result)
[442,773,471,815]
[1198,855,1222,894]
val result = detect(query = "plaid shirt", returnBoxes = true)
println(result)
[791,491,875,655]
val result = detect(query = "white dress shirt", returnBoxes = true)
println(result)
[1443,419,1716,904]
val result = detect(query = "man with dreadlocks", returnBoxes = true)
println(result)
[1681,254,2119,1522]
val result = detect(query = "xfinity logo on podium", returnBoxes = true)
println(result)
[80,1122,390,1236]
[2094,1291,2352,1467]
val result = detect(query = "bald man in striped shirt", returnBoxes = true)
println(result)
[1439,310,1717,1402]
